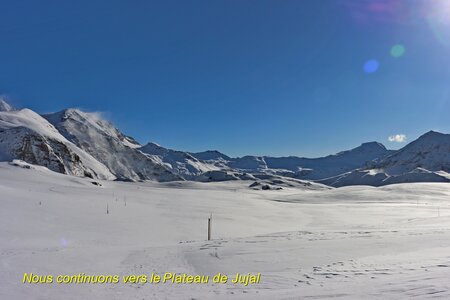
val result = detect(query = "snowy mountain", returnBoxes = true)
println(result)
[0,99,448,187]
[321,131,450,187]
[139,142,219,179]
[0,108,115,179]
[373,131,450,174]
[43,109,181,182]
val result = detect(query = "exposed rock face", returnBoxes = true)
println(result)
[0,127,93,177]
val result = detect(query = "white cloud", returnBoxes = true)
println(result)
[388,134,407,143]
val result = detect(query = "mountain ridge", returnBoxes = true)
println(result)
[0,99,448,187]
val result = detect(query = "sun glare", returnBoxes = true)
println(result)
[430,0,450,22]
[426,0,450,46]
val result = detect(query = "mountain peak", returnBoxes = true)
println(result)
[406,131,449,148]
[45,108,118,134]
[59,108,92,120]
[190,150,231,161]
[420,130,445,139]
[143,142,161,148]
[333,141,387,156]
[359,141,387,151]
[140,142,165,153]
[0,99,14,112]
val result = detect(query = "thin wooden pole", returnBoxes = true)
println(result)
[207,214,212,241]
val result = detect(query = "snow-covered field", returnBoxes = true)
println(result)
[1,162,450,299]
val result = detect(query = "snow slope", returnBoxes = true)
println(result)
[1,164,450,299]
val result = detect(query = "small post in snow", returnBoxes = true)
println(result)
[106,203,109,215]
[207,213,212,241]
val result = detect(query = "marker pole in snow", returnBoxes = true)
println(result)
[207,214,212,241]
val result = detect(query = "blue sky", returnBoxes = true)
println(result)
[0,0,449,157]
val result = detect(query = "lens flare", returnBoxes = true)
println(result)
[363,59,380,73]
[390,44,405,58]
